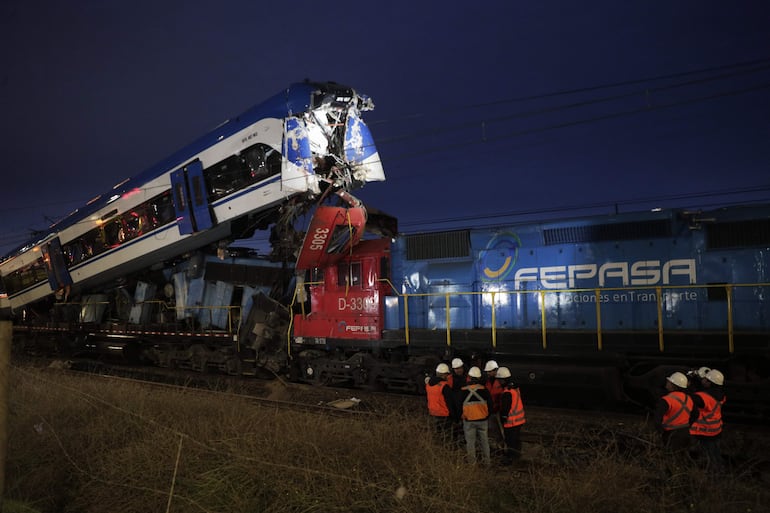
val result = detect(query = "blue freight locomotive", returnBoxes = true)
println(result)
[292,203,770,419]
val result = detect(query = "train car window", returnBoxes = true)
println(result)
[78,229,107,259]
[337,262,361,288]
[174,183,187,210]
[191,175,204,206]
[63,240,86,265]
[204,155,244,201]
[105,218,124,246]
[154,191,176,225]
[4,257,47,295]
[204,144,282,202]
[61,190,175,267]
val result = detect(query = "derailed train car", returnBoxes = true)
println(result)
[291,203,770,419]
[0,80,388,375]
[0,80,384,314]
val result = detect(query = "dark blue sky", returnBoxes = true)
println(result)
[1,1,769,255]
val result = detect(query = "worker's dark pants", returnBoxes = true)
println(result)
[695,435,724,473]
[430,416,454,446]
[661,427,691,453]
[502,424,523,464]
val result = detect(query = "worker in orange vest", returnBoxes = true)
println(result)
[483,360,505,451]
[425,363,459,444]
[497,366,526,464]
[690,368,726,473]
[459,366,494,465]
[483,360,504,412]
[653,371,694,452]
[446,357,468,391]
[686,366,711,393]
[447,357,470,443]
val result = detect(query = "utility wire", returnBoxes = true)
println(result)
[378,64,770,152]
[2,58,770,250]
[398,184,770,230]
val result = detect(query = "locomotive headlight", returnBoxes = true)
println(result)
[306,366,314,376]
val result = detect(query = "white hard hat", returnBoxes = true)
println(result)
[435,363,450,374]
[483,360,499,372]
[706,368,724,386]
[496,367,511,379]
[468,366,482,379]
[696,366,711,379]
[451,358,464,369]
[666,371,688,389]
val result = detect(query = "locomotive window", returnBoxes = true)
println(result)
[310,267,324,283]
[337,262,361,288]
[327,225,356,254]
[380,256,390,283]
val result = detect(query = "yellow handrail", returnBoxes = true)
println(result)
[383,282,769,355]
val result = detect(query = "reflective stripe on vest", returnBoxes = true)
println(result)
[689,391,725,437]
[661,391,694,431]
[461,384,489,421]
[426,381,450,417]
[503,388,526,428]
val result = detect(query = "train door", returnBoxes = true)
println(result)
[170,160,214,235]
[40,238,73,292]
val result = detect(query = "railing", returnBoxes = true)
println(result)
[51,299,242,339]
[381,281,770,354]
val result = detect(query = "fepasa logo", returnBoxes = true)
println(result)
[513,259,696,289]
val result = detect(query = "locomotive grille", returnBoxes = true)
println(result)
[706,219,770,249]
[543,220,671,245]
[406,230,470,260]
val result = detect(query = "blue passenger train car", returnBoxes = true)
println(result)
[0,81,384,314]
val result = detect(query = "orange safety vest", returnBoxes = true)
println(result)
[661,391,694,431]
[485,378,504,413]
[426,381,450,417]
[461,384,489,421]
[502,388,526,428]
[689,391,725,437]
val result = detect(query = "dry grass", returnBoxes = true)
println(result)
[4,367,769,513]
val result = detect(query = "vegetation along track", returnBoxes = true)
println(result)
[20,357,770,478]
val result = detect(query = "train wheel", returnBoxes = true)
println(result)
[190,345,208,373]
[225,357,242,376]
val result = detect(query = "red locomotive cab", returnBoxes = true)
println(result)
[293,237,390,343]
[295,205,367,271]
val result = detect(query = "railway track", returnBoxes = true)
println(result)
[15,356,770,484]
[21,356,770,450]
